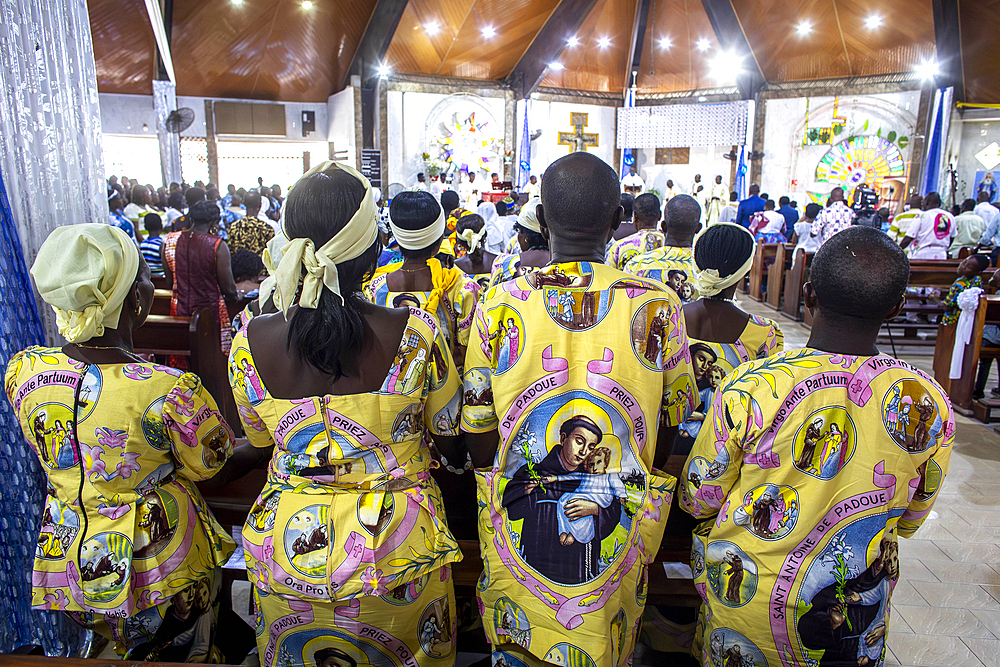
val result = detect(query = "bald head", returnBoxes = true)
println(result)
[829,187,846,203]
[539,152,622,241]
[662,194,702,242]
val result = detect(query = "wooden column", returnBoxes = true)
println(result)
[204,100,219,186]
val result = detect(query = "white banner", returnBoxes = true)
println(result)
[617,101,751,148]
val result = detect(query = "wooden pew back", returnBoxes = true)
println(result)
[747,243,779,302]
[765,243,793,310]
[933,294,1000,410]
[781,249,814,322]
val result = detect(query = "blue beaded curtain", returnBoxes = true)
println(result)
[0,169,86,655]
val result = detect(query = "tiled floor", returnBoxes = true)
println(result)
[742,297,1000,667]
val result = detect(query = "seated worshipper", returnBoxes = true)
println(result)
[170,187,207,232]
[607,192,665,269]
[718,191,739,224]
[162,201,240,362]
[900,192,955,260]
[7,224,256,663]
[680,226,953,667]
[789,203,822,254]
[624,194,702,302]
[140,213,165,276]
[442,190,472,249]
[165,191,185,227]
[673,224,784,456]
[751,199,789,244]
[123,184,164,239]
[810,187,856,247]
[941,254,989,325]
[232,232,289,334]
[365,190,480,370]
[888,194,923,244]
[735,184,765,229]
[229,161,464,667]
[461,152,697,667]
[486,197,550,288]
[950,199,986,257]
[975,191,1000,255]
[705,175,728,225]
[231,248,265,295]
[454,214,496,290]
[226,190,275,258]
[108,184,140,243]
[613,192,636,240]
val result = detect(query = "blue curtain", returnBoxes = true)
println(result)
[735,146,748,200]
[0,169,85,655]
[517,105,531,189]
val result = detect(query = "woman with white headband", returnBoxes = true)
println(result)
[5,224,255,662]
[671,223,784,457]
[227,163,465,667]
[454,213,496,291]
[365,190,480,370]
[485,197,551,290]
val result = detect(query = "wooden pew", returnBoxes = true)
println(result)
[933,293,1000,413]
[765,243,793,310]
[747,243,779,302]
[150,289,172,316]
[781,249,814,321]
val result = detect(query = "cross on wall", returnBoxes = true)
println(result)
[557,113,599,153]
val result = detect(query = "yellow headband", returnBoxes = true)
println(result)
[31,224,140,342]
[517,197,542,233]
[692,222,756,297]
[274,161,378,312]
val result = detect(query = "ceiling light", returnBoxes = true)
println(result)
[865,14,883,29]
[597,37,611,48]
[482,25,496,38]
[567,36,579,47]
[659,36,672,49]
[549,61,564,70]
[708,50,742,83]
[231,0,242,5]
[301,0,312,8]
[796,20,812,36]
[377,64,391,78]
[696,38,711,51]
[425,21,440,35]
[698,96,707,102]
[915,59,939,80]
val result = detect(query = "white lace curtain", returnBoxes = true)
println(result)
[0,0,107,343]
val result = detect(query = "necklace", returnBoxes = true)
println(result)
[74,342,141,360]
[398,265,428,273]
[710,296,739,304]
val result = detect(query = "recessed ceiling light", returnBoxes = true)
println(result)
[865,14,883,29]
[659,36,672,49]
[482,25,496,38]
[425,21,440,35]
[377,64,391,78]
[796,20,812,36]
[698,96,707,102]
[231,0,242,5]
[708,51,743,83]
[915,59,939,80]
[301,0,312,8]
[696,38,711,51]
[597,37,611,48]
[567,36,579,47]
[549,61,564,70]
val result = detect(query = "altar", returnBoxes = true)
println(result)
[482,191,508,203]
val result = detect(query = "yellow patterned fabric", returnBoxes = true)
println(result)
[4,348,236,617]
[622,245,699,303]
[606,230,666,270]
[462,262,697,666]
[680,350,954,666]
[229,309,464,666]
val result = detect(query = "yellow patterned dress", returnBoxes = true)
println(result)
[676,314,784,455]
[230,308,464,667]
[623,245,699,302]
[5,348,237,660]
[462,262,697,667]
[607,230,666,270]
[680,350,954,667]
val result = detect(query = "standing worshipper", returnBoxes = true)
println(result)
[170,187,207,232]
[226,190,275,258]
[365,191,480,369]
[689,174,704,199]
[624,194,702,302]
[718,191,739,223]
[525,174,541,199]
[229,161,464,667]
[735,184,766,229]
[462,152,697,667]
[789,203,822,254]
[664,179,679,201]
[951,199,986,256]
[454,213,497,290]
[613,193,637,240]
[478,201,511,256]
[888,194,924,243]
[122,185,163,238]
[162,201,240,360]
[608,192,665,269]
[705,175,728,225]
[975,191,1000,258]
[442,190,472,242]
[681,227,952,667]
[413,171,429,191]
[777,195,800,229]
[485,197,550,288]
[809,187,856,247]
[900,192,955,259]
[140,213,165,276]
[459,171,480,208]
[7,224,256,662]
[107,184,140,243]
[752,200,789,243]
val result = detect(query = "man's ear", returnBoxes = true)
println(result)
[537,204,550,240]
[610,205,624,233]
[695,222,703,235]
[803,282,818,313]
[884,295,906,322]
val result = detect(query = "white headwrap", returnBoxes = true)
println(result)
[274,161,379,312]
[517,197,542,233]
[257,232,290,311]
[692,222,756,297]
[389,197,446,250]
[458,226,487,253]
[31,224,140,342]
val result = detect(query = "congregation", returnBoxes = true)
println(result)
[5,149,960,667]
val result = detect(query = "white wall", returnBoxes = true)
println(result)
[515,99,617,179]
[632,146,734,198]
[328,86,357,168]
[949,109,1000,205]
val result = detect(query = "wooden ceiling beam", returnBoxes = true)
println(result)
[505,0,604,100]
[624,0,652,94]
[699,0,765,99]
[346,0,410,89]
[932,0,965,102]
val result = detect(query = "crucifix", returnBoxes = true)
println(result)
[558,113,599,153]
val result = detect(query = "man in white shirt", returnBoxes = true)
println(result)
[621,168,645,195]
[900,192,955,259]
[951,198,985,256]
[975,191,1000,247]
[459,171,480,207]
[705,175,729,225]
[663,180,679,201]
[412,172,428,191]
[718,191,739,223]
[525,174,541,199]
[689,174,704,199]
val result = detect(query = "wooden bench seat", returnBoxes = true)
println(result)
[781,248,814,322]
[747,243,779,302]
[764,243,793,310]
[934,294,1000,412]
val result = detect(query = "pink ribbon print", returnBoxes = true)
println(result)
[498,346,570,439]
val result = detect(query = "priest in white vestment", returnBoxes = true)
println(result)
[705,175,729,225]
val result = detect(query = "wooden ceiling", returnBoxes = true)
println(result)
[88,0,1000,103]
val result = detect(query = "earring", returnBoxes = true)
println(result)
[136,302,141,315]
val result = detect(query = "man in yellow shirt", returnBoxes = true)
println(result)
[624,194,702,302]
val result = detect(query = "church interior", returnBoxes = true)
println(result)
[4,0,1000,666]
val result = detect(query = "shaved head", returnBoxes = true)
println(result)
[662,194,702,237]
[540,152,621,240]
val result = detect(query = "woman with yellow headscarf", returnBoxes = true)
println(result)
[4,224,255,662]
[227,162,466,667]
[364,190,480,371]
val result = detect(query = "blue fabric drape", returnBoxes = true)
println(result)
[0,169,85,655]
[517,105,531,189]
[736,146,748,200]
